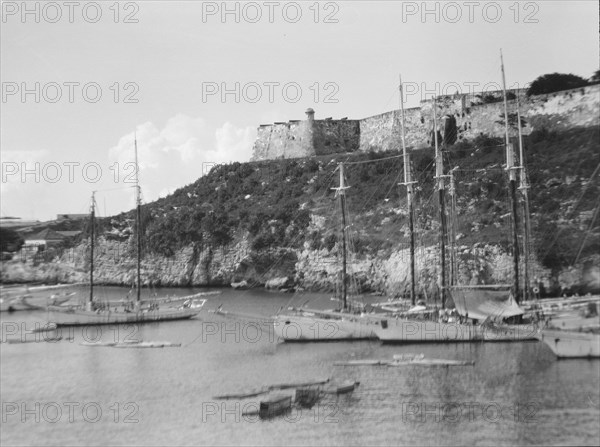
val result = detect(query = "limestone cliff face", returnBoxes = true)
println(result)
[3,229,596,298]
[294,242,563,298]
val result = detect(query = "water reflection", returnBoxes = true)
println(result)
[1,287,598,446]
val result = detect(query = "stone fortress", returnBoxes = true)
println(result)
[250,84,600,161]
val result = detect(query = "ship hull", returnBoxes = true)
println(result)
[375,319,537,343]
[47,307,200,326]
[273,313,379,341]
[536,329,600,358]
[0,296,37,312]
[480,323,538,341]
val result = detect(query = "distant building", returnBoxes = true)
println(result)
[20,228,81,257]
[24,228,67,248]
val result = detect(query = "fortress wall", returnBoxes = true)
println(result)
[358,110,400,153]
[313,119,361,156]
[250,120,314,161]
[251,85,600,160]
[521,85,600,130]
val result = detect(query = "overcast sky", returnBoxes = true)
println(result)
[1,1,598,221]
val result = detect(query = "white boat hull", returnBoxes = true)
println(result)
[480,323,538,341]
[0,295,38,312]
[536,329,600,358]
[376,319,479,343]
[375,318,537,343]
[47,307,200,326]
[273,313,379,341]
[0,290,75,312]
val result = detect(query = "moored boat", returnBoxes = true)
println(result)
[48,136,202,327]
[0,289,74,312]
[0,284,81,312]
[375,61,543,345]
[258,394,292,418]
[322,380,359,394]
[0,294,36,312]
[294,387,321,408]
[49,300,203,326]
[536,311,600,358]
[273,309,380,341]
[273,163,382,341]
[231,280,249,290]
[375,286,537,343]
[536,328,600,358]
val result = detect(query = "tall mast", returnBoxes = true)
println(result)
[338,163,349,310]
[399,75,416,305]
[501,49,520,303]
[433,96,447,308]
[516,94,531,301]
[135,134,141,304]
[448,168,458,286]
[88,191,95,311]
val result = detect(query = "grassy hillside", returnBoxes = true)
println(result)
[89,126,599,294]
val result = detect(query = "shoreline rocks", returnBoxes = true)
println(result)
[1,239,597,297]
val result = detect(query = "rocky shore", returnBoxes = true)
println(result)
[2,234,598,298]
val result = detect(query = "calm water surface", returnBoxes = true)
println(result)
[1,286,599,446]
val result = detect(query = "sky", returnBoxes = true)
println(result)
[1,0,598,221]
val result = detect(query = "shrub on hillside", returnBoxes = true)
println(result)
[0,228,24,252]
[527,73,589,96]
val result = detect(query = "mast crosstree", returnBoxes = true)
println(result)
[332,163,350,310]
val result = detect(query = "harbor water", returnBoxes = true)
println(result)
[1,286,599,446]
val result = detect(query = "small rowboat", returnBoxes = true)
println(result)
[294,387,321,408]
[322,380,359,394]
[241,394,292,419]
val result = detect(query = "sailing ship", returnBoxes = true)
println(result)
[48,137,204,326]
[272,162,382,341]
[536,303,600,358]
[536,163,600,358]
[536,328,600,358]
[0,292,37,312]
[0,286,74,312]
[230,280,249,290]
[275,70,535,343]
[375,64,536,343]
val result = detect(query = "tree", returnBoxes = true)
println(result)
[0,228,25,252]
[495,112,528,130]
[589,69,600,85]
[527,73,589,96]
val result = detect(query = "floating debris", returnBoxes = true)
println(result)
[29,323,58,333]
[269,378,330,390]
[80,340,181,348]
[4,336,68,344]
[113,341,182,348]
[213,378,330,400]
[334,353,474,367]
[213,389,270,400]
